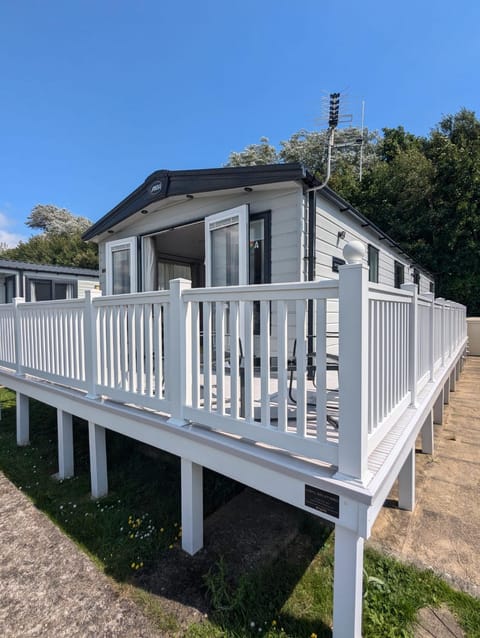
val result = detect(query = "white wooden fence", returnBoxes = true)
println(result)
[0,256,467,482]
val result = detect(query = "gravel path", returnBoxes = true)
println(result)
[0,471,163,638]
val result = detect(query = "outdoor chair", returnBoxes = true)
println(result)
[287,334,340,428]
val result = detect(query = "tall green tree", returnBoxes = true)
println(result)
[353,127,434,263]
[1,205,98,270]
[226,110,480,313]
[355,111,480,313]
[425,109,480,310]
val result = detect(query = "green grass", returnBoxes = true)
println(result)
[0,387,479,637]
[188,534,480,638]
[0,387,242,581]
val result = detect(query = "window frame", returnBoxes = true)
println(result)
[5,275,16,303]
[394,261,405,289]
[25,277,77,302]
[105,236,138,295]
[367,244,379,283]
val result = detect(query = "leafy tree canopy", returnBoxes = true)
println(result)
[227,137,279,166]
[226,109,480,313]
[26,204,92,235]
[1,204,98,270]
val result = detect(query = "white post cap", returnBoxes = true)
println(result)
[343,240,366,264]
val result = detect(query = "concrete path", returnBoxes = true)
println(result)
[0,471,162,638]
[369,356,480,597]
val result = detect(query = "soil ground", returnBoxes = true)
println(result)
[0,469,303,637]
[0,469,162,638]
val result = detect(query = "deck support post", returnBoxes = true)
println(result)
[455,360,461,380]
[181,458,203,555]
[16,392,29,446]
[88,422,108,498]
[333,524,364,638]
[398,445,415,511]
[443,376,450,404]
[57,410,74,479]
[433,391,444,425]
[450,368,457,392]
[421,410,434,455]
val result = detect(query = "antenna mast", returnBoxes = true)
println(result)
[359,99,365,181]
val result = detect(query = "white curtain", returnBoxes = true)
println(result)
[143,236,157,291]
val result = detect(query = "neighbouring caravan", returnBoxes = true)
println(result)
[0,259,99,303]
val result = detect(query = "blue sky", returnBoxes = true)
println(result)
[0,0,479,247]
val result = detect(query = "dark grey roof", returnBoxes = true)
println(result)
[83,163,316,240]
[0,259,99,277]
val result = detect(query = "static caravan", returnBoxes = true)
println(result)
[83,163,433,296]
[0,165,465,638]
[0,259,99,304]
[83,163,433,357]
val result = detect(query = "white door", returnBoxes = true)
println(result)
[205,204,249,378]
[204,205,249,287]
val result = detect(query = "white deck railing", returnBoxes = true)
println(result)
[0,247,467,482]
[93,290,171,413]
[180,280,339,464]
[19,298,87,390]
[367,286,411,450]
[0,303,15,369]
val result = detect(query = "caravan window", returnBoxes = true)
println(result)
[368,245,379,283]
[27,279,75,301]
[106,237,137,295]
[5,276,15,303]
[394,261,405,288]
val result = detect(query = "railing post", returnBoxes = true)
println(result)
[84,289,101,399]
[402,283,418,407]
[437,298,445,367]
[167,278,192,426]
[449,302,453,357]
[13,297,25,376]
[337,241,370,484]
[426,292,435,381]
[447,301,451,359]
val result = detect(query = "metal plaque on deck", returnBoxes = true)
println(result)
[305,485,339,518]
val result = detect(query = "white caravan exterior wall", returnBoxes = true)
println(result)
[313,194,433,292]
[99,184,304,292]
[298,192,434,338]
[76,278,101,298]
[98,182,434,302]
